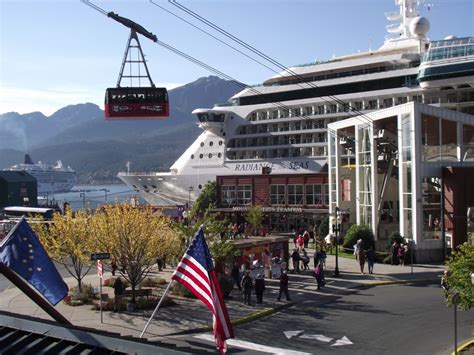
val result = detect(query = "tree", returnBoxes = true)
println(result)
[342,224,375,250]
[444,242,474,310]
[90,204,181,303]
[246,205,263,236]
[33,209,95,292]
[319,216,329,239]
[191,181,217,217]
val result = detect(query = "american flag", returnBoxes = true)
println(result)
[171,227,234,353]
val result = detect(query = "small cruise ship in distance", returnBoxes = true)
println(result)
[118,0,474,206]
[8,154,77,195]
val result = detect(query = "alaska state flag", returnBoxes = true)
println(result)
[0,217,68,305]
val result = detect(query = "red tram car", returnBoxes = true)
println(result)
[104,87,169,120]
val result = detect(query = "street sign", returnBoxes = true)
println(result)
[97,260,103,278]
[91,253,110,261]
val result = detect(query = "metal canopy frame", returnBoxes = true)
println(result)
[117,30,155,88]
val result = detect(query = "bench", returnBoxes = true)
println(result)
[122,288,152,299]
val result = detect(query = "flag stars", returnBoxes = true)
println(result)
[22,259,27,263]
[36,267,42,272]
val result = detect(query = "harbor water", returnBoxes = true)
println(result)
[41,184,144,211]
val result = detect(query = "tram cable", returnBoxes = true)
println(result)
[167,0,377,125]
[82,0,355,141]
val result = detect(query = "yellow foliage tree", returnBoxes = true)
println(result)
[90,204,181,303]
[33,209,95,292]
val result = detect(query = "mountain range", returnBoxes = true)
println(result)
[0,76,242,182]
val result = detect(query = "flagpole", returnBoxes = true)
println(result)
[139,280,174,338]
[0,262,71,325]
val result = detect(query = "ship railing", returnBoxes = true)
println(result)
[117,171,170,176]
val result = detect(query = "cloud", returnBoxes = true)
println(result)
[0,83,183,116]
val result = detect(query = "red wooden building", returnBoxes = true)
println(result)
[215,173,329,233]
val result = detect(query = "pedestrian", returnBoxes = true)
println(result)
[241,270,253,305]
[441,270,450,296]
[353,239,362,260]
[297,234,304,252]
[390,241,399,265]
[325,233,334,254]
[291,248,301,273]
[277,270,291,301]
[366,246,376,274]
[231,262,241,291]
[110,258,117,276]
[358,248,366,274]
[113,277,124,313]
[156,255,164,271]
[254,273,265,304]
[398,243,406,266]
[231,223,238,240]
[293,229,298,248]
[309,225,315,244]
[303,230,310,249]
[313,262,325,290]
[301,249,310,270]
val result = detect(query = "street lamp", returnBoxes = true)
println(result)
[100,188,109,202]
[79,191,86,209]
[188,186,193,209]
[332,207,342,277]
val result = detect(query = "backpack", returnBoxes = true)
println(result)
[243,276,252,289]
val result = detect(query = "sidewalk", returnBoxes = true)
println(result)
[0,244,444,342]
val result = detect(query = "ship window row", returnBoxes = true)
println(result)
[200,140,223,147]
[269,62,419,86]
[240,118,328,134]
[228,133,327,148]
[238,75,417,106]
[191,153,223,159]
[197,113,226,123]
[422,43,474,63]
[226,147,326,160]
[421,115,474,162]
[247,95,425,122]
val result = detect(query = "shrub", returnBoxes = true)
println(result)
[141,277,167,288]
[342,224,375,250]
[69,283,96,304]
[382,255,392,264]
[91,300,115,311]
[105,277,130,289]
[172,282,196,298]
[388,231,405,249]
[135,296,176,310]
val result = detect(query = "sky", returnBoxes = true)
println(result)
[0,0,473,116]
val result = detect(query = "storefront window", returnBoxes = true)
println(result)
[270,185,286,205]
[221,186,236,206]
[358,124,372,226]
[288,185,303,205]
[237,185,251,205]
[421,114,440,161]
[305,184,322,205]
[463,123,474,161]
[421,177,442,240]
[441,119,458,161]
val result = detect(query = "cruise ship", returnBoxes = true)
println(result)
[8,154,77,195]
[118,0,474,206]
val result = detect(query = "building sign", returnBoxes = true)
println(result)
[232,206,303,213]
[231,159,317,174]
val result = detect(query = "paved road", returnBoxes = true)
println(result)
[228,281,473,354]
